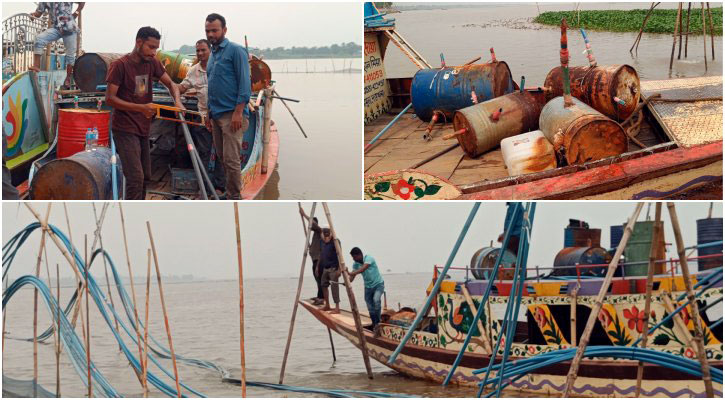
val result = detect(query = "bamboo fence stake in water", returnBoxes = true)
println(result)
[56,263,61,397]
[322,202,374,379]
[279,202,318,384]
[42,245,59,397]
[62,204,87,342]
[273,89,307,138]
[92,203,121,350]
[635,202,662,397]
[143,249,152,398]
[85,235,92,398]
[669,3,682,71]
[119,203,147,391]
[666,202,714,397]
[32,204,51,398]
[631,2,659,54]
[678,2,684,58]
[233,204,247,397]
[701,3,708,71]
[706,2,715,60]
[146,222,183,397]
[562,203,644,397]
[685,2,692,57]
[461,285,491,353]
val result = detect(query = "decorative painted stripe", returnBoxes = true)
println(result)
[6,143,49,169]
[632,175,721,199]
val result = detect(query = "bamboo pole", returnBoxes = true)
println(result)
[32,204,52,398]
[570,284,580,347]
[322,202,374,379]
[62,204,87,341]
[56,263,61,398]
[146,222,183,397]
[118,204,147,393]
[273,89,307,138]
[631,2,659,54]
[261,87,274,174]
[143,249,152,398]
[706,2,715,60]
[85,235,92,398]
[678,2,684,59]
[666,202,714,397]
[685,2,692,57]
[701,3,708,70]
[279,202,318,384]
[662,294,695,343]
[233,204,247,397]
[42,246,59,398]
[635,202,662,397]
[92,204,121,349]
[461,285,491,353]
[562,203,644,397]
[670,3,682,71]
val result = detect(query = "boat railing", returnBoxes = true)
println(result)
[2,13,65,77]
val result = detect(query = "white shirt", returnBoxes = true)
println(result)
[180,62,208,116]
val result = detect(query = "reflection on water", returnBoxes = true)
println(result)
[257,58,362,199]
[384,3,722,84]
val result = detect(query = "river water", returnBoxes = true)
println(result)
[2,273,500,397]
[248,58,362,200]
[383,3,723,84]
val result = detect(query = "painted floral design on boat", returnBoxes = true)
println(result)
[369,176,442,200]
[623,305,647,333]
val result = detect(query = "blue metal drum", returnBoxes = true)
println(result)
[697,217,723,271]
[411,62,516,122]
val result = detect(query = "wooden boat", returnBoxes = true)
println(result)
[363,10,723,200]
[2,13,279,200]
[302,266,723,397]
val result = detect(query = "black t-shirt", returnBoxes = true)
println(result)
[320,239,340,269]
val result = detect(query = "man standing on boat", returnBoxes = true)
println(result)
[29,2,85,89]
[349,247,385,329]
[204,13,251,200]
[299,207,324,305]
[496,202,523,280]
[105,27,184,200]
[320,228,341,314]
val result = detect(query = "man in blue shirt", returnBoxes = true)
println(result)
[349,247,385,328]
[204,13,251,200]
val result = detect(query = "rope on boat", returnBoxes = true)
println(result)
[2,223,410,398]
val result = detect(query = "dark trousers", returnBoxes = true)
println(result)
[311,258,323,299]
[114,131,150,200]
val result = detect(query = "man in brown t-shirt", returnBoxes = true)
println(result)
[105,26,183,200]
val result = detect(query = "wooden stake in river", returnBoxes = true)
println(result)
[143,249,152,398]
[701,2,708,71]
[562,203,644,397]
[234,204,247,397]
[635,202,662,398]
[667,202,714,397]
[32,204,52,398]
[146,222,183,397]
[322,202,374,379]
[279,202,318,384]
[669,3,682,71]
[85,235,92,398]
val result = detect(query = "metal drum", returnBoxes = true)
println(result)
[470,247,517,280]
[452,90,546,157]
[624,221,665,276]
[564,220,601,248]
[544,65,641,121]
[540,96,627,165]
[29,147,122,200]
[553,247,611,277]
[73,53,124,92]
[411,62,516,122]
[610,224,624,249]
[156,50,195,83]
[696,217,723,271]
[57,108,110,158]
[250,59,272,92]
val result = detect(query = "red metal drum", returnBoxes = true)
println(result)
[57,108,110,158]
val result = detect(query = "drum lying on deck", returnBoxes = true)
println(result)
[470,247,517,280]
[697,217,723,271]
[57,109,110,158]
[544,65,640,121]
[30,148,122,200]
[73,53,124,92]
[553,246,611,277]
[453,90,546,157]
[411,62,516,122]
[500,130,556,176]
[539,97,627,165]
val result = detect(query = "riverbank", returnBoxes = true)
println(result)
[534,7,723,35]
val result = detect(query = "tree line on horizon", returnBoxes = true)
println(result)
[174,42,361,59]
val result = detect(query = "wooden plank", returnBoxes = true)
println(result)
[449,150,508,186]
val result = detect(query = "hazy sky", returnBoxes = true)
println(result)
[2,2,361,52]
[2,202,721,281]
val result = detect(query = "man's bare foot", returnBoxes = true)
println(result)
[321,306,331,312]
[330,306,341,315]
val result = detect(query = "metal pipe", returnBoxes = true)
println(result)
[364,103,412,153]
[560,18,573,106]
[580,28,597,67]
[177,113,211,200]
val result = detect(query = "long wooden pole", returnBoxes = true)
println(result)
[92,204,121,349]
[143,249,152,398]
[32,204,52,398]
[56,262,61,398]
[666,202,714,397]
[461,285,491,353]
[279,202,318,384]
[146,221,183,397]
[322,202,374,379]
[685,2,692,57]
[701,3,708,71]
[118,203,147,393]
[562,203,644,397]
[635,202,662,397]
[570,284,580,347]
[62,204,87,343]
[678,2,684,59]
[670,3,682,71]
[631,2,658,53]
[706,2,715,60]
[233,204,247,397]
[85,235,92,398]
[42,246,59,398]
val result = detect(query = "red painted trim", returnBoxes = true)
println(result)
[458,141,723,200]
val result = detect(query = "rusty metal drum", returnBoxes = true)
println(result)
[453,90,546,157]
[250,59,272,92]
[411,62,516,122]
[470,247,517,280]
[73,53,124,92]
[553,246,611,277]
[544,65,640,120]
[29,147,122,200]
[539,96,627,165]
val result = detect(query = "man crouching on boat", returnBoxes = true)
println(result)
[105,27,184,200]
[205,13,251,200]
[348,247,385,329]
[320,228,341,314]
